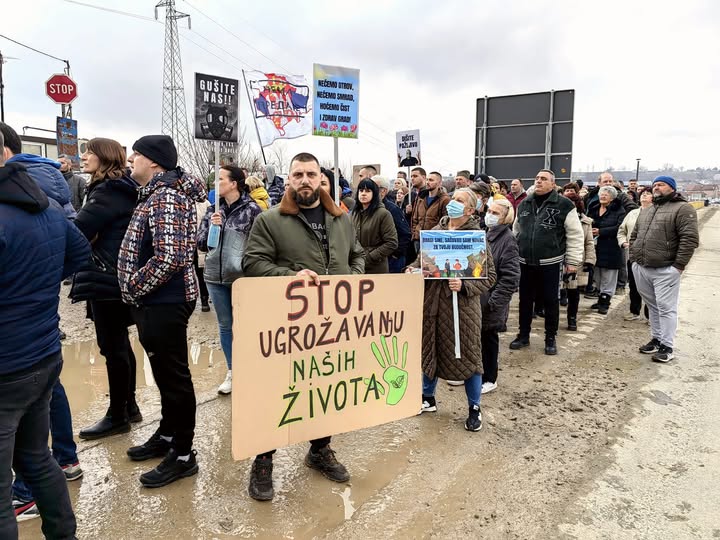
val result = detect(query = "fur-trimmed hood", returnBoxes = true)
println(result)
[278,185,344,217]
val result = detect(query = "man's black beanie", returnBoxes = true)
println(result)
[132,135,178,171]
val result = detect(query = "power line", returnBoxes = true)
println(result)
[64,0,157,23]
[62,1,251,71]
[0,34,68,64]
[62,0,454,166]
[181,0,293,73]
[177,2,459,161]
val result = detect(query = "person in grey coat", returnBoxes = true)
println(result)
[480,198,520,394]
[58,154,87,212]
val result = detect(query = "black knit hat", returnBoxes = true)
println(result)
[132,135,178,171]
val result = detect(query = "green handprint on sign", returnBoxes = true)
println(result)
[370,335,409,406]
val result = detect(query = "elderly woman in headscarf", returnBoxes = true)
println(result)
[586,185,626,314]
[407,187,496,432]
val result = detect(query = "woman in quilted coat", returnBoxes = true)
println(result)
[198,166,262,394]
[408,188,496,432]
[351,179,398,274]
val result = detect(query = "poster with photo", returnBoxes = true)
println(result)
[419,230,489,279]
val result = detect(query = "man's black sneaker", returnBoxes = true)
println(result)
[79,415,131,440]
[464,404,482,432]
[305,446,350,483]
[544,337,558,356]
[567,317,577,331]
[590,302,600,310]
[248,458,274,501]
[639,338,661,354]
[534,308,545,318]
[652,345,674,363]
[509,336,530,350]
[140,449,198,488]
[584,289,599,299]
[127,431,172,461]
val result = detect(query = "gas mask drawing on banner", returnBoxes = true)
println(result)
[201,105,234,140]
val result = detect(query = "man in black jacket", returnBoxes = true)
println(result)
[511,169,584,355]
[372,175,411,272]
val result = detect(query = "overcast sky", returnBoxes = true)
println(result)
[2,0,719,178]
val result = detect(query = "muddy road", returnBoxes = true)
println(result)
[20,207,718,540]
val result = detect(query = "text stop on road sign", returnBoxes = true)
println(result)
[46,74,78,105]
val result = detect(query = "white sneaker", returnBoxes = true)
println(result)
[624,313,642,321]
[218,370,232,395]
[481,381,498,394]
[446,380,464,386]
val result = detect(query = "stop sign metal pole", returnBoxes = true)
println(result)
[63,61,72,119]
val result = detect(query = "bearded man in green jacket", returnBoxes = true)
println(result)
[242,152,365,501]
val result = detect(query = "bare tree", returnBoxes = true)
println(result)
[201,126,264,187]
[269,142,289,176]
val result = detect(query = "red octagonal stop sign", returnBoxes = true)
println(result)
[46,74,78,105]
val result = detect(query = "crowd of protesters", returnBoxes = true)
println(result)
[0,119,700,536]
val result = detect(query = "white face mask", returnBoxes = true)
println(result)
[485,213,500,228]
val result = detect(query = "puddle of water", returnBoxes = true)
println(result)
[60,337,222,421]
[647,389,680,406]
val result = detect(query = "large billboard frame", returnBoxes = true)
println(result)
[474,89,574,183]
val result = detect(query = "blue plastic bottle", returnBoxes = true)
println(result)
[207,223,221,249]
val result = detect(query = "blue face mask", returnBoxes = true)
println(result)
[446,199,466,218]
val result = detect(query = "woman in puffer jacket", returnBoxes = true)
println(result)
[246,175,272,210]
[71,138,143,439]
[587,186,626,315]
[198,166,262,394]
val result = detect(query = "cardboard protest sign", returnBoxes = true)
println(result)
[193,73,239,142]
[312,63,359,138]
[396,129,421,167]
[231,274,423,461]
[420,230,488,279]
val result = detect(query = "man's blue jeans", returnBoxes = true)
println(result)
[13,379,78,502]
[0,353,77,539]
[207,282,234,370]
[423,372,482,408]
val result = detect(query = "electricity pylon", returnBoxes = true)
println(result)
[155,0,208,176]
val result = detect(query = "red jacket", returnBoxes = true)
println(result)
[507,191,527,212]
